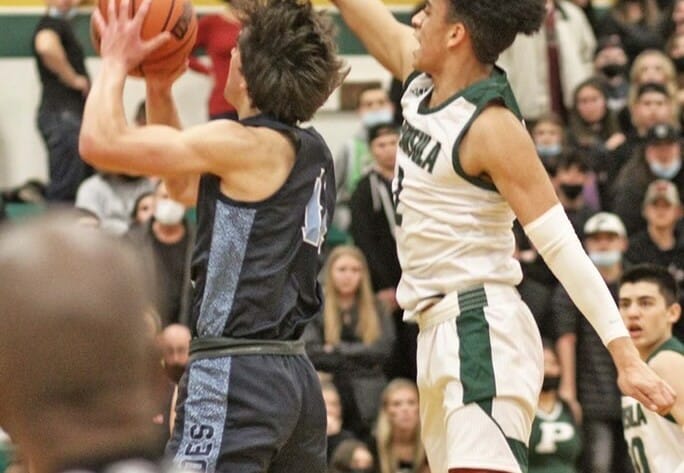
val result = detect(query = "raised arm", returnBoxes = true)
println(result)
[462,105,676,414]
[331,0,417,81]
[145,67,201,207]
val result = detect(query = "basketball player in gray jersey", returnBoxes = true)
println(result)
[332,1,676,472]
[80,0,346,471]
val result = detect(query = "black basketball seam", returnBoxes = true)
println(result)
[161,0,176,32]
[148,18,196,64]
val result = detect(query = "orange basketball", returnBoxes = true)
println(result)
[91,0,198,77]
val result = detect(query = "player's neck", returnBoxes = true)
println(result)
[428,57,491,109]
[647,224,676,250]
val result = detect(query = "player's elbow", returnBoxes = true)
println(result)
[78,131,109,168]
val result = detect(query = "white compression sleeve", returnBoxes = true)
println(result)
[524,204,629,346]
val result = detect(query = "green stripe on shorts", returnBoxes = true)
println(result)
[456,286,495,409]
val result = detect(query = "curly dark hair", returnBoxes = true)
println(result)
[447,0,546,64]
[231,0,348,125]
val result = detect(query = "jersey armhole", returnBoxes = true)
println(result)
[402,71,423,94]
[451,97,504,193]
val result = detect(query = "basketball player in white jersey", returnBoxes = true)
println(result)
[331,1,676,472]
[618,264,684,473]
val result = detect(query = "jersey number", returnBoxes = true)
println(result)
[629,437,651,473]
[302,168,328,252]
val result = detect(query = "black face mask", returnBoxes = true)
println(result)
[673,56,684,73]
[164,363,187,384]
[542,376,561,392]
[560,183,584,200]
[601,63,626,79]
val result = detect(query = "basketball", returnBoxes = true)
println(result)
[91,0,198,77]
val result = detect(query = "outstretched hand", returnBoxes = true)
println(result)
[618,357,676,415]
[92,0,170,74]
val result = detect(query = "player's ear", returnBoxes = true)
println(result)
[667,301,681,325]
[446,22,466,50]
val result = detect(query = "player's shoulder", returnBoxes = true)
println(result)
[649,341,684,383]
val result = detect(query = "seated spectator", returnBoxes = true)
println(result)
[528,340,582,473]
[531,113,567,175]
[75,172,155,235]
[329,439,375,473]
[597,0,663,63]
[0,214,167,473]
[322,380,357,464]
[612,122,684,235]
[594,35,630,114]
[372,379,428,473]
[609,82,677,196]
[130,190,156,228]
[303,245,395,440]
[553,152,599,232]
[625,179,684,338]
[127,182,194,327]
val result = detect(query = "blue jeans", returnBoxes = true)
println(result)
[37,108,92,202]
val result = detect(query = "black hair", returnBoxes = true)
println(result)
[620,263,680,306]
[367,122,400,145]
[446,0,546,64]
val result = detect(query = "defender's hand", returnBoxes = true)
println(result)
[618,358,676,415]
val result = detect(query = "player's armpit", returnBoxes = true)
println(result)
[650,351,684,424]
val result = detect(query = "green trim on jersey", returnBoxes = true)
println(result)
[445,67,522,192]
[648,337,684,424]
[646,337,684,362]
[507,437,530,473]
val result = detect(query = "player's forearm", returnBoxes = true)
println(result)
[146,84,182,130]
[79,61,129,168]
[330,0,413,80]
[524,204,629,345]
[607,337,644,372]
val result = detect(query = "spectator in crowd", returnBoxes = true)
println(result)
[329,439,375,473]
[499,0,596,123]
[372,379,428,473]
[75,172,155,235]
[598,0,664,62]
[594,35,631,113]
[528,339,581,473]
[303,245,395,441]
[32,0,92,202]
[612,122,684,235]
[0,196,5,223]
[531,113,568,175]
[321,380,357,465]
[349,123,415,381]
[333,86,394,237]
[568,77,626,206]
[0,215,166,473]
[625,179,684,337]
[127,182,194,327]
[130,190,156,227]
[608,83,677,200]
[661,0,684,40]
[552,152,598,233]
[553,212,633,473]
[160,323,191,385]
[188,0,241,121]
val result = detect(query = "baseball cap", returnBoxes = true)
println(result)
[584,212,627,238]
[645,123,679,145]
[643,179,681,206]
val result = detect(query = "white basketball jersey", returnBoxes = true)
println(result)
[621,338,684,473]
[394,69,524,318]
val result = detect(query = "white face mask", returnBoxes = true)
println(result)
[649,159,682,180]
[589,250,622,268]
[361,108,394,128]
[154,198,185,225]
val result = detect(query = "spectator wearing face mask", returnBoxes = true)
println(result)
[552,213,633,473]
[127,182,194,327]
[594,35,630,114]
[332,86,395,240]
[612,122,684,235]
[531,113,567,175]
[553,152,598,234]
